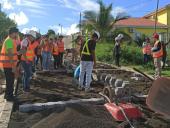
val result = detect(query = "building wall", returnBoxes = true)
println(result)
[158,10,167,25]
[118,27,168,41]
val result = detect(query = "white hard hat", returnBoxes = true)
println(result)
[117,34,124,39]
[26,30,37,38]
[94,31,100,39]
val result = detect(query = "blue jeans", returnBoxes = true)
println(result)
[79,61,94,89]
[42,51,51,70]
[21,61,32,91]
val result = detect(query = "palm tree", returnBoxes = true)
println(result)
[82,0,113,40]
[81,0,130,41]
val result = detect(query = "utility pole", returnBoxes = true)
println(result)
[154,0,159,33]
[0,3,1,12]
[79,12,82,34]
[59,24,62,35]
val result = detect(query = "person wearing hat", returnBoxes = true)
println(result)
[0,27,19,101]
[57,35,65,67]
[79,31,100,92]
[142,37,151,64]
[20,30,37,92]
[151,33,163,79]
[114,34,124,67]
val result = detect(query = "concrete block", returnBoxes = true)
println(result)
[114,79,123,87]
[109,76,116,87]
[19,98,104,113]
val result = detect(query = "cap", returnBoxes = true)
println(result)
[93,31,100,39]
[153,33,159,39]
[117,34,124,39]
[115,34,124,41]
[26,30,37,38]
[9,27,19,34]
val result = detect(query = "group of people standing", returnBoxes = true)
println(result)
[0,27,65,101]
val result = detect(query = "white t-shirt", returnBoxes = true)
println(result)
[21,38,29,48]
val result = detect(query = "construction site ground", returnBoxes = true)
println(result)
[0,61,170,128]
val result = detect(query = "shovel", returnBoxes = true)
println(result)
[146,77,170,118]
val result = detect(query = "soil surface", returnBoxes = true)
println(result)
[8,63,170,128]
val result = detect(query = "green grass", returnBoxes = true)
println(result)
[96,42,170,77]
[128,65,170,77]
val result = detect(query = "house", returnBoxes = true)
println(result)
[114,4,170,42]
[143,4,170,41]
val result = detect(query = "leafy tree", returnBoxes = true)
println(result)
[47,29,55,36]
[0,11,16,43]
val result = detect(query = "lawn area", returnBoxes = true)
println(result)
[96,42,170,77]
[128,65,170,77]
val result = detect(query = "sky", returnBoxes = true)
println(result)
[0,0,170,35]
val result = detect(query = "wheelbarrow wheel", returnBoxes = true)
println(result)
[103,86,114,103]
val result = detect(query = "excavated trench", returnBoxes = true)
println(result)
[8,62,170,128]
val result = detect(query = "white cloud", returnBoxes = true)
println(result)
[56,0,99,11]
[49,23,79,35]
[112,6,127,17]
[21,27,39,34]
[9,11,29,26]
[16,0,21,5]
[1,0,14,10]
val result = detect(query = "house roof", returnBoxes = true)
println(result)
[143,4,170,18]
[114,18,168,28]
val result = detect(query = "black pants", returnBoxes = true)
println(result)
[58,52,64,67]
[162,55,166,68]
[115,54,120,67]
[4,68,14,98]
[53,55,59,69]
[36,55,43,68]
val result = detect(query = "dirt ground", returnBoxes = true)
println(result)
[8,63,170,128]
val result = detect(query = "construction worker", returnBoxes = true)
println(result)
[53,37,59,69]
[0,27,19,101]
[58,35,64,67]
[114,34,124,67]
[79,31,100,92]
[151,33,163,79]
[142,37,151,64]
[35,34,43,70]
[41,35,52,71]
[20,30,37,92]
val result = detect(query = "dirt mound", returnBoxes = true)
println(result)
[31,104,118,128]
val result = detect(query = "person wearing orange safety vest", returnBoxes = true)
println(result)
[41,35,53,71]
[35,35,43,70]
[0,27,19,101]
[57,35,65,67]
[151,33,163,79]
[53,37,59,69]
[142,37,151,64]
[20,30,37,92]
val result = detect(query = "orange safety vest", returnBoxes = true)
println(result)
[37,46,42,55]
[152,40,163,58]
[146,44,151,55]
[53,43,59,55]
[142,47,147,54]
[58,41,64,53]
[21,42,35,62]
[42,41,50,52]
[0,37,18,68]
